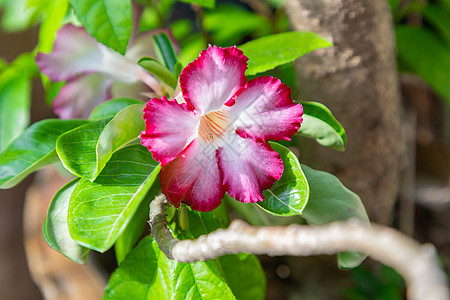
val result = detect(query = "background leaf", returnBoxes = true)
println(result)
[301,165,370,268]
[69,0,132,54]
[298,101,347,151]
[178,0,215,9]
[138,57,177,88]
[423,4,450,45]
[396,26,450,104]
[239,31,332,76]
[256,142,309,216]
[0,119,87,189]
[152,33,178,73]
[203,4,271,46]
[43,179,89,264]
[0,53,37,152]
[67,144,160,252]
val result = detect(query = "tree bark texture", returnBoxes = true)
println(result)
[286,0,405,224]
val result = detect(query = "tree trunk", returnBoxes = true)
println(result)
[286,0,405,224]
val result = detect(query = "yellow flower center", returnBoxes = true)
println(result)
[198,110,229,143]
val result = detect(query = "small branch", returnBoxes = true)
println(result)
[149,196,449,300]
[148,195,179,259]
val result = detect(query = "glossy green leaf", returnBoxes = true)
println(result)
[57,104,144,180]
[301,165,370,268]
[69,0,132,54]
[256,142,309,216]
[138,57,177,88]
[423,4,450,45]
[43,179,89,264]
[179,0,215,9]
[104,236,236,300]
[396,26,450,104]
[115,180,159,265]
[239,31,332,76]
[152,33,178,73]
[176,208,265,300]
[68,144,160,252]
[298,101,347,151]
[56,118,111,179]
[96,104,145,179]
[0,119,88,189]
[217,254,266,300]
[89,98,142,120]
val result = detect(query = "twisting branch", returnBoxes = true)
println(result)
[149,195,449,300]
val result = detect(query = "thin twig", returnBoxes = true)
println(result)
[149,195,449,300]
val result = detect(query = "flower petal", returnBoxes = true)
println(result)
[36,24,162,94]
[217,133,283,203]
[160,139,224,212]
[227,76,303,142]
[141,98,199,165]
[179,45,248,114]
[53,73,113,119]
[36,24,102,81]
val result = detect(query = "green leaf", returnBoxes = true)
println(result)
[0,74,31,152]
[152,33,178,73]
[239,31,332,76]
[217,254,266,300]
[175,208,265,300]
[138,57,177,88]
[226,194,300,226]
[301,165,370,268]
[179,0,215,9]
[69,0,132,54]
[115,180,160,265]
[423,4,450,45]
[57,104,144,180]
[104,236,236,299]
[89,97,142,120]
[203,4,271,46]
[298,101,347,151]
[0,119,88,189]
[56,118,112,179]
[0,0,38,31]
[43,179,89,264]
[396,26,450,104]
[256,142,309,216]
[68,144,160,252]
[0,53,38,152]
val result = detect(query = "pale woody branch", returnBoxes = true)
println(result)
[149,195,449,300]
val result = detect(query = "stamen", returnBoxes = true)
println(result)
[198,110,229,143]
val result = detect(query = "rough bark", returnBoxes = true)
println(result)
[286,0,404,224]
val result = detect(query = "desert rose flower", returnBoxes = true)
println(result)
[36,24,166,119]
[141,46,303,212]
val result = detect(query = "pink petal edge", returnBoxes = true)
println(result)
[228,76,303,142]
[179,45,248,114]
[140,97,199,165]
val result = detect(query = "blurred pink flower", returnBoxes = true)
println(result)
[36,24,166,119]
[141,46,303,212]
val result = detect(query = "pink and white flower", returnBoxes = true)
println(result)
[36,24,167,119]
[141,46,303,212]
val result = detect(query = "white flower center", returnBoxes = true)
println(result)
[198,110,229,143]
